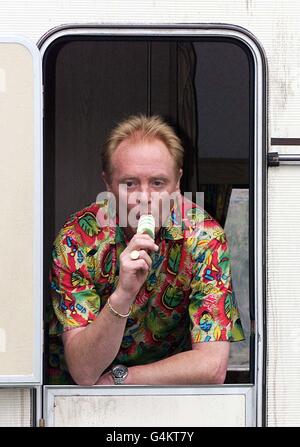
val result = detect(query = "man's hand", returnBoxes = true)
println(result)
[115,233,159,306]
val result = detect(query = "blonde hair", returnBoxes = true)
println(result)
[102,114,184,179]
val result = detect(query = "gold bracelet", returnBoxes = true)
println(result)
[107,297,131,319]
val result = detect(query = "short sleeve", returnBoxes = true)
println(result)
[49,226,101,336]
[188,229,245,344]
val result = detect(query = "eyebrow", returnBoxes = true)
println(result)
[118,175,170,182]
[151,175,169,180]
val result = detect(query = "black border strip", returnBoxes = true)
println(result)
[271,138,300,146]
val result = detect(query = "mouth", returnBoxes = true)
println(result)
[136,212,152,219]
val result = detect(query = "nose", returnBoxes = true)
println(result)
[136,185,151,209]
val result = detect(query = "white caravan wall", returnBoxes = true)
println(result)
[0,388,32,426]
[0,0,300,138]
[267,162,300,426]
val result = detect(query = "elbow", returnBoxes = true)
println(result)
[67,364,101,386]
[64,348,102,386]
[75,378,97,387]
[210,361,227,384]
[192,343,229,384]
[199,360,227,385]
[71,370,99,386]
[212,370,227,385]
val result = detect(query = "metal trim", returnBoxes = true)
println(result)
[37,22,267,56]
[268,152,300,166]
[33,385,43,428]
[276,154,300,162]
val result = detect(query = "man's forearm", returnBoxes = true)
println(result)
[64,289,131,385]
[126,349,227,385]
[96,347,227,385]
[125,350,226,385]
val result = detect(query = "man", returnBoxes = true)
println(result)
[48,114,245,386]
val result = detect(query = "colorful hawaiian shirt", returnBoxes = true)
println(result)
[47,195,245,384]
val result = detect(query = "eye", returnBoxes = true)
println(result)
[125,180,135,188]
[153,180,164,187]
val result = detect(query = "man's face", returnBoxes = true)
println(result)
[103,136,182,237]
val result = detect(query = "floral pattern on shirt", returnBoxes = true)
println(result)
[47,195,245,384]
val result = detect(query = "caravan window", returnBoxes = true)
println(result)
[43,35,254,385]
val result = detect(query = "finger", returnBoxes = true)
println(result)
[132,233,153,240]
[129,258,150,272]
[132,249,152,268]
[128,237,159,253]
[123,250,152,269]
[130,233,156,245]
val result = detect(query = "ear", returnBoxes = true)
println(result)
[102,171,111,191]
[176,169,183,190]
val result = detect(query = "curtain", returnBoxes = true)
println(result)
[177,42,232,229]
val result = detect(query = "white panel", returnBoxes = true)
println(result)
[0,40,42,382]
[267,164,300,426]
[48,390,250,427]
[0,388,32,427]
[0,0,299,138]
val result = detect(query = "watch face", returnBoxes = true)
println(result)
[112,365,128,378]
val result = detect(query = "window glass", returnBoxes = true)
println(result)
[225,188,249,370]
